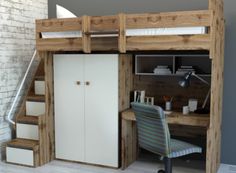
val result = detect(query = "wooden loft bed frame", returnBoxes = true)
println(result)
[35,0,224,173]
[36,10,211,53]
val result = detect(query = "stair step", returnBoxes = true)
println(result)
[27,95,45,102]
[7,139,39,150]
[34,76,45,81]
[17,116,39,125]
[6,139,39,167]
[34,80,45,95]
[26,95,45,116]
[16,123,39,140]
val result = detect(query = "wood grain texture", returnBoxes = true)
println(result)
[91,37,118,51]
[36,18,82,32]
[119,13,126,53]
[126,10,211,29]
[207,0,225,173]
[90,15,118,31]
[82,16,91,53]
[126,34,210,51]
[43,52,55,162]
[122,109,210,128]
[119,54,133,111]
[36,38,83,52]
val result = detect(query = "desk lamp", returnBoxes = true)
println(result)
[179,72,210,114]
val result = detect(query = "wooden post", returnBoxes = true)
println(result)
[119,13,126,53]
[207,0,225,173]
[82,15,91,53]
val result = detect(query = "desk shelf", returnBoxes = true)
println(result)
[135,54,212,77]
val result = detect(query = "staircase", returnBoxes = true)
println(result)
[6,58,47,167]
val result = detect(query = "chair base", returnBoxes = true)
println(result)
[157,170,165,173]
[157,157,172,173]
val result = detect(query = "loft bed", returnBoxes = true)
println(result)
[35,1,224,173]
[36,10,212,53]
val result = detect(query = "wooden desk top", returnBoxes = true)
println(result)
[121,109,210,128]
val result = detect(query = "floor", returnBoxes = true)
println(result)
[0,153,206,173]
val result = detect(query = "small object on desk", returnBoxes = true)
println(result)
[153,66,172,75]
[164,111,172,115]
[165,101,172,111]
[134,90,145,103]
[188,99,198,112]
[183,106,190,115]
[145,97,154,105]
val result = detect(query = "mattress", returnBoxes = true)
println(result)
[41,27,207,39]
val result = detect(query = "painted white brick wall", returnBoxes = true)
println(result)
[0,0,48,160]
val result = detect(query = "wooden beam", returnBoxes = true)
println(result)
[37,38,83,52]
[126,10,211,29]
[90,15,118,31]
[119,13,126,53]
[126,34,210,51]
[82,15,91,53]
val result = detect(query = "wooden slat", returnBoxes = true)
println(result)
[38,114,47,165]
[119,13,126,53]
[126,10,211,29]
[90,15,118,31]
[82,15,91,53]
[27,95,45,102]
[126,34,210,51]
[91,37,118,51]
[36,18,82,32]
[36,38,83,51]
[122,109,210,128]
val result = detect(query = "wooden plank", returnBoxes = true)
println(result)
[126,34,210,51]
[122,109,210,128]
[206,0,225,172]
[38,114,47,165]
[119,13,126,53]
[36,18,82,32]
[90,15,118,31]
[36,38,83,51]
[119,54,133,111]
[91,37,118,51]
[7,139,39,150]
[126,10,211,29]
[82,15,91,53]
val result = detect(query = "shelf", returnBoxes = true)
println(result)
[136,73,211,77]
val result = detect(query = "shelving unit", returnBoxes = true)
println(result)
[135,54,211,77]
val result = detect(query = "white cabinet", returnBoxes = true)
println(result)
[54,54,118,167]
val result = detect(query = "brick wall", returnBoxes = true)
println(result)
[0,0,48,159]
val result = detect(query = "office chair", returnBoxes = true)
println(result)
[131,102,202,173]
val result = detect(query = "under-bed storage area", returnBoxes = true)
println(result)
[36,10,211,52]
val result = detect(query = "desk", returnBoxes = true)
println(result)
[121,109,210,169]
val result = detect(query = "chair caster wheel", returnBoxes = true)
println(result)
[157,170,165,173]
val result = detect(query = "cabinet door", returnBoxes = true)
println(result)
[54,54,85,162]
[84,54,119,167]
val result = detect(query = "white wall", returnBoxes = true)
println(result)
[0,0,48,159]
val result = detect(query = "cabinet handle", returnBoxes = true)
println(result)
[76,81,81,85]
[85,81,90,86]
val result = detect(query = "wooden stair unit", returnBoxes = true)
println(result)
[6,57,49,167]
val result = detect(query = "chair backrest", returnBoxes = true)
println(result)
[131,102,171,157]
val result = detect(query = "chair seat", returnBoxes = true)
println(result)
[168,139,202,158]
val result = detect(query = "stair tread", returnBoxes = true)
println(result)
[35,76,45,81]
[17,116,39,125]
[27,95,45,102]
[7,139,39,150]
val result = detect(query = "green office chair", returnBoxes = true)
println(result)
[131,102,202,173]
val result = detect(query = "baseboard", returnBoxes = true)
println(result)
[219,164,236,173]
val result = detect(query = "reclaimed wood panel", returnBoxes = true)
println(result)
[126,10,211,29]
[119,13,126,53]
[90,15,118,31]
[126,34,210,51]
[82,16,91,53]
[207,0,225,173]
[119,54,133,111]
[36,38,83,52]
[36,18,82,32]
[91,37,118,51]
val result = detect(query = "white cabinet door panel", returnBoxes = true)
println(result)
[54,54,85,162]
[84,54,118,167]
